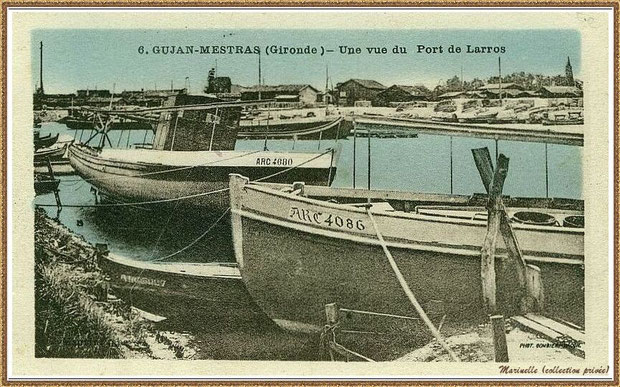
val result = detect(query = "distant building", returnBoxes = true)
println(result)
[438,91,470,100]
[76,89,111,98]
[240,84,319,106]
[477,83,525,91]
[372,85,429,106]
[335,79,386,106]
[538,86,582,98]
[206,76,232,94]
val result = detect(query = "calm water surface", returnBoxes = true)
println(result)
[34,121,582,263]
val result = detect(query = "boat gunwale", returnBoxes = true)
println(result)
[234,207,584,265]
[69,143,336,172]
[242,182,585,236]
[104,253,241,279]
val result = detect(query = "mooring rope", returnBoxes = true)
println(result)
[366,208,460,362]
[148,207,231,263]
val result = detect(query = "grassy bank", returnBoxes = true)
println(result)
[34,208,188,359]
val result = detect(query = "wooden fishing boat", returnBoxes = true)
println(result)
[34,132,59,150]
[68,143,340,211]
[65,117,153,131]
[237,117,351,140]
[229,175,585,334]
[34,159,74,175]
[34,143,68,162]
[98,252,267,324]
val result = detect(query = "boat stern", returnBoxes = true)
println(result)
[229,174,250,269]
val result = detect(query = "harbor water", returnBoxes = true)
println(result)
[34,121,582,264]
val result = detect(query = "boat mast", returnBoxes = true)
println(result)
[498,57,502,106]
[258,51,262,100]
[39,41,44,94]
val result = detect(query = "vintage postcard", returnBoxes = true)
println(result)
[3,6,617,383]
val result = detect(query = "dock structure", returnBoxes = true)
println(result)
[349,116,584,146]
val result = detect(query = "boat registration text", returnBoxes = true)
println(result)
[255,157,294,166]
[288,206,366,231]
[120,274,166,287]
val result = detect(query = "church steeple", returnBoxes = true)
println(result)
[565,56,575,86]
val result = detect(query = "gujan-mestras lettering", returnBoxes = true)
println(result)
[151,45,260,54]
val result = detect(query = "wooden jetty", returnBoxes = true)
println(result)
[350,116,583,146]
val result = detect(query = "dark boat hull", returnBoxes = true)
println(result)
[238,117,351,140]
[230,177,585,334]
[238,217,584,333]
[34,133,59,151]
[98,254,267,324]
[34,178,60,195]
[34,144,67,162]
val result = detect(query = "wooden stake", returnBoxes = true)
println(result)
[472,147,540,313]
[325,303,339,325]
[491,315,509,362]
[479,154,509,314]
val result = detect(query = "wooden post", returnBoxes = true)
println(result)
[353,118,357,189]
[325,303,339,325]
[479,154,508,314]
[472,147,541,314]
[491,315,509,362]
[525,264,544,311]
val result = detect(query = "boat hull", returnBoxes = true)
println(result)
[98,254,268,325]
[230,177,585,334]
[68,144,338,212]
[238,117,351,140]
[34,133,59,150]
[34,144,67,162]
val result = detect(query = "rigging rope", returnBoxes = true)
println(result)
[148,207,231,262]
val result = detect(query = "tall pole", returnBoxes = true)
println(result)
[545,142,549,198]
[353,118,357,188]
[258,51,262,100]
[39,41,44,94]
[367,128,371,191]
[498,57,502,106]
[450,136,454,194]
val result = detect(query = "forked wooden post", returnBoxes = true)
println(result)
[477,152,509,314]
[472,147,543,314]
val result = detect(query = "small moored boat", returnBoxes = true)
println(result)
[34,132,59,150]
[238,117,351,140]
[98,252,266,324]
[34,143,68,162]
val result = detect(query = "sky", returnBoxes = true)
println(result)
[31,29,581,94]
